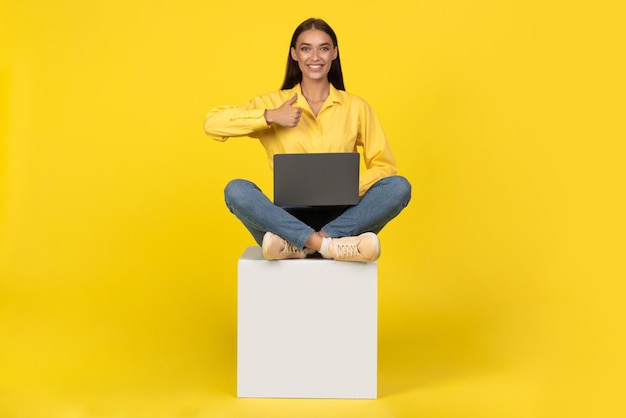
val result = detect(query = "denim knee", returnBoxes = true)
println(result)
[380,175,412,207]
[224,179,255,210]
[393,176,412,206]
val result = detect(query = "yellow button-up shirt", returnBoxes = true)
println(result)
[204,84,398,196]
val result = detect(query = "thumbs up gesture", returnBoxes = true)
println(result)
[264,94,302,128]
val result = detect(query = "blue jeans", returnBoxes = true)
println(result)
[224,175,411,249]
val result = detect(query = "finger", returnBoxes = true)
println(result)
[284,93,298,106]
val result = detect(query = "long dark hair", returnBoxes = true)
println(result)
[280,18,345,91]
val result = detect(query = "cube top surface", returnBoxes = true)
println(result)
[240,246,378,265]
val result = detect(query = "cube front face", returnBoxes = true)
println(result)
[237,247,378,399]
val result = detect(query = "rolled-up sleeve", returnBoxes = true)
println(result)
[203,100,269,141]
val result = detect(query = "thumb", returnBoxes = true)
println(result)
[283,93,298,106]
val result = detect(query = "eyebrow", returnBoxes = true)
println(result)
[298,42,332,47]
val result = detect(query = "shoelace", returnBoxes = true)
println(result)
[282,242,305,256]
[333,241,360,259]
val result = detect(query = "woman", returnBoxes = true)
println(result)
[204,18,411,262]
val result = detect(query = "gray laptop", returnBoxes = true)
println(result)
[273,152,360,207]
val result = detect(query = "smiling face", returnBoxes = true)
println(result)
[290,29,338,83]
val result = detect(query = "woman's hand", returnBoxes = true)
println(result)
[264,94,302,127]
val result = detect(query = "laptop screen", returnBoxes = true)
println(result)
[273,153,360,207]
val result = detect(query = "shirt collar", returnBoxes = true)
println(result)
[293,83,343,105]
[328,84,343,104]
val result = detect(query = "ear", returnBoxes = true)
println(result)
[291,47,298,61]
[332,46,338,60]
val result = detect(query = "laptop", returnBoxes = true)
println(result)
[273,152,360,207]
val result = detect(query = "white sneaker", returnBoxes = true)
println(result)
[261,232,309,260]
[327,232,380,262]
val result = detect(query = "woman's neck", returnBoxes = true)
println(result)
[300,80,330,103]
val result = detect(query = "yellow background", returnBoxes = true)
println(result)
[1,0,624,417]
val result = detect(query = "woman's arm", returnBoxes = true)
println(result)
[203,93,302,142]
[357,100,399,195]
[203,104,269,142]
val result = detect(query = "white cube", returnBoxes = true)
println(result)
[237,246,378,399]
